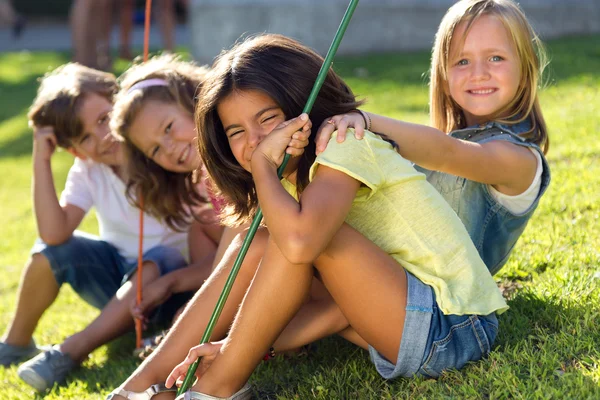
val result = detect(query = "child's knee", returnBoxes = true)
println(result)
[130,260,161,284]
[25,253,54,277]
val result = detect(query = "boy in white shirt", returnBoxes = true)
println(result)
[0,63,190,391]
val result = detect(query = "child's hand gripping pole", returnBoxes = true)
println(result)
[175,0,361,394]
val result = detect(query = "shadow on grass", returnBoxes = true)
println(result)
[252,285,600,399]
[22,285,598,399]
[0,75,41,159]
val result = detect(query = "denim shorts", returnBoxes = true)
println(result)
[31,230,189,316]
[369,270,499,379]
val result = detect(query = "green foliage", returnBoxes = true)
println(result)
[0,35,599,398]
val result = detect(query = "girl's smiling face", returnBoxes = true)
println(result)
[447,14,521,126]
[128,100,199,173]
[217,90,286,172]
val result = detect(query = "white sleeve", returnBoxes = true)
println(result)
[59,159,94,212]
[488,148,543,215]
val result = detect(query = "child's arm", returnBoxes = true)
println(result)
[251,115,360,264]
[32,126,85,245]
[130,252,216,320]
[315,112,537,196]
[130,222,231,319]
[187,219,222,265]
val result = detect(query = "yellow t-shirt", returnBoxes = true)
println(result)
[289,130,508,316]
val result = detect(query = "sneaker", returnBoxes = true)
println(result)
[0,339,43,367]
[17,346,76,391]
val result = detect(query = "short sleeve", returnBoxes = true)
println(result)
[59,158,94,212]
[309,130,386,199]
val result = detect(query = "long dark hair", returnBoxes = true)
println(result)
[196,34,363,225]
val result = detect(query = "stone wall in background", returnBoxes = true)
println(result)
[189,0,600,64]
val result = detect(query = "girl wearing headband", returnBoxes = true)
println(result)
[111,55,226,330]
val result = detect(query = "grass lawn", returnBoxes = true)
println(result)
[0,35,599,399]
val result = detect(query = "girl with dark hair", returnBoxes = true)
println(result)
[159,33,507,399]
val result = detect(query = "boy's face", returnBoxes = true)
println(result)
[68,93,124,166]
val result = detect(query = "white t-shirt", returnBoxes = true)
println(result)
[60,158,189,262]
[488,148,543,215]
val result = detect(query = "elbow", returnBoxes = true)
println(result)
[39,230,69,246]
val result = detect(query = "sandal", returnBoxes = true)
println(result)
[106,383,176,400]
[175,383,252,400]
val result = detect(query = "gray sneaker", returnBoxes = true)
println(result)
[17,346,76,391]
[0,339,43,367]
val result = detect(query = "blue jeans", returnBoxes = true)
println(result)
[31,231,189,322]
[369,271,498,379]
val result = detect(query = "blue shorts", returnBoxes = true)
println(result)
[31,231,189,316]
[369,270,499,379]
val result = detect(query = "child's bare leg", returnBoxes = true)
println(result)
[2,254,59,346]
[195,237,313,396]
[338,326,369,349]
[59,261,160,363]
[194,223,407,397]
[118,0,133,59]
[157,0,175,52]
[115,228,269,395]
[210,225,248,272]
[272,278,350,352]
[70,0,97,67]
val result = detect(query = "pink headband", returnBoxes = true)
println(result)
[127,78,169,94]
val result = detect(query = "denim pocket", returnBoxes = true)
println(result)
[420,315,492,378]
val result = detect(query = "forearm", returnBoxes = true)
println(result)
[32,159,70,243]
[367,112,454,171]
[251,158,305,255]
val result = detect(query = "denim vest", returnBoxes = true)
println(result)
[415,120,551,275]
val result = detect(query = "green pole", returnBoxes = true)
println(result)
[177,0,360,394]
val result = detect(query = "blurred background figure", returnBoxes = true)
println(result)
[70,0,111,70]
[156,0,188,53]
[119,0,135,60]
[72,0,188,69]
[118,0,188,59]
[0,0,25,38]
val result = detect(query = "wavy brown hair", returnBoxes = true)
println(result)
[196,34,363,226]
[28,63,117,148]
[430,0,549,153]
[111,54,210,231]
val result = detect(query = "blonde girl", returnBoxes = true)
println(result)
[316,0,550,275]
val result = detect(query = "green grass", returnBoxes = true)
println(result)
[1,35,599,399]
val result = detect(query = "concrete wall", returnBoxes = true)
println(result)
[189,0,600,64]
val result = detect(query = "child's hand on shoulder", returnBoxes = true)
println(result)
[32,125,58,162]
[252,113,312,169]
[316,112,365,155]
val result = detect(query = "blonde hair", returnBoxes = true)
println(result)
[111,54,210,231]
[28,63,117,148]
[430,0,549,153]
